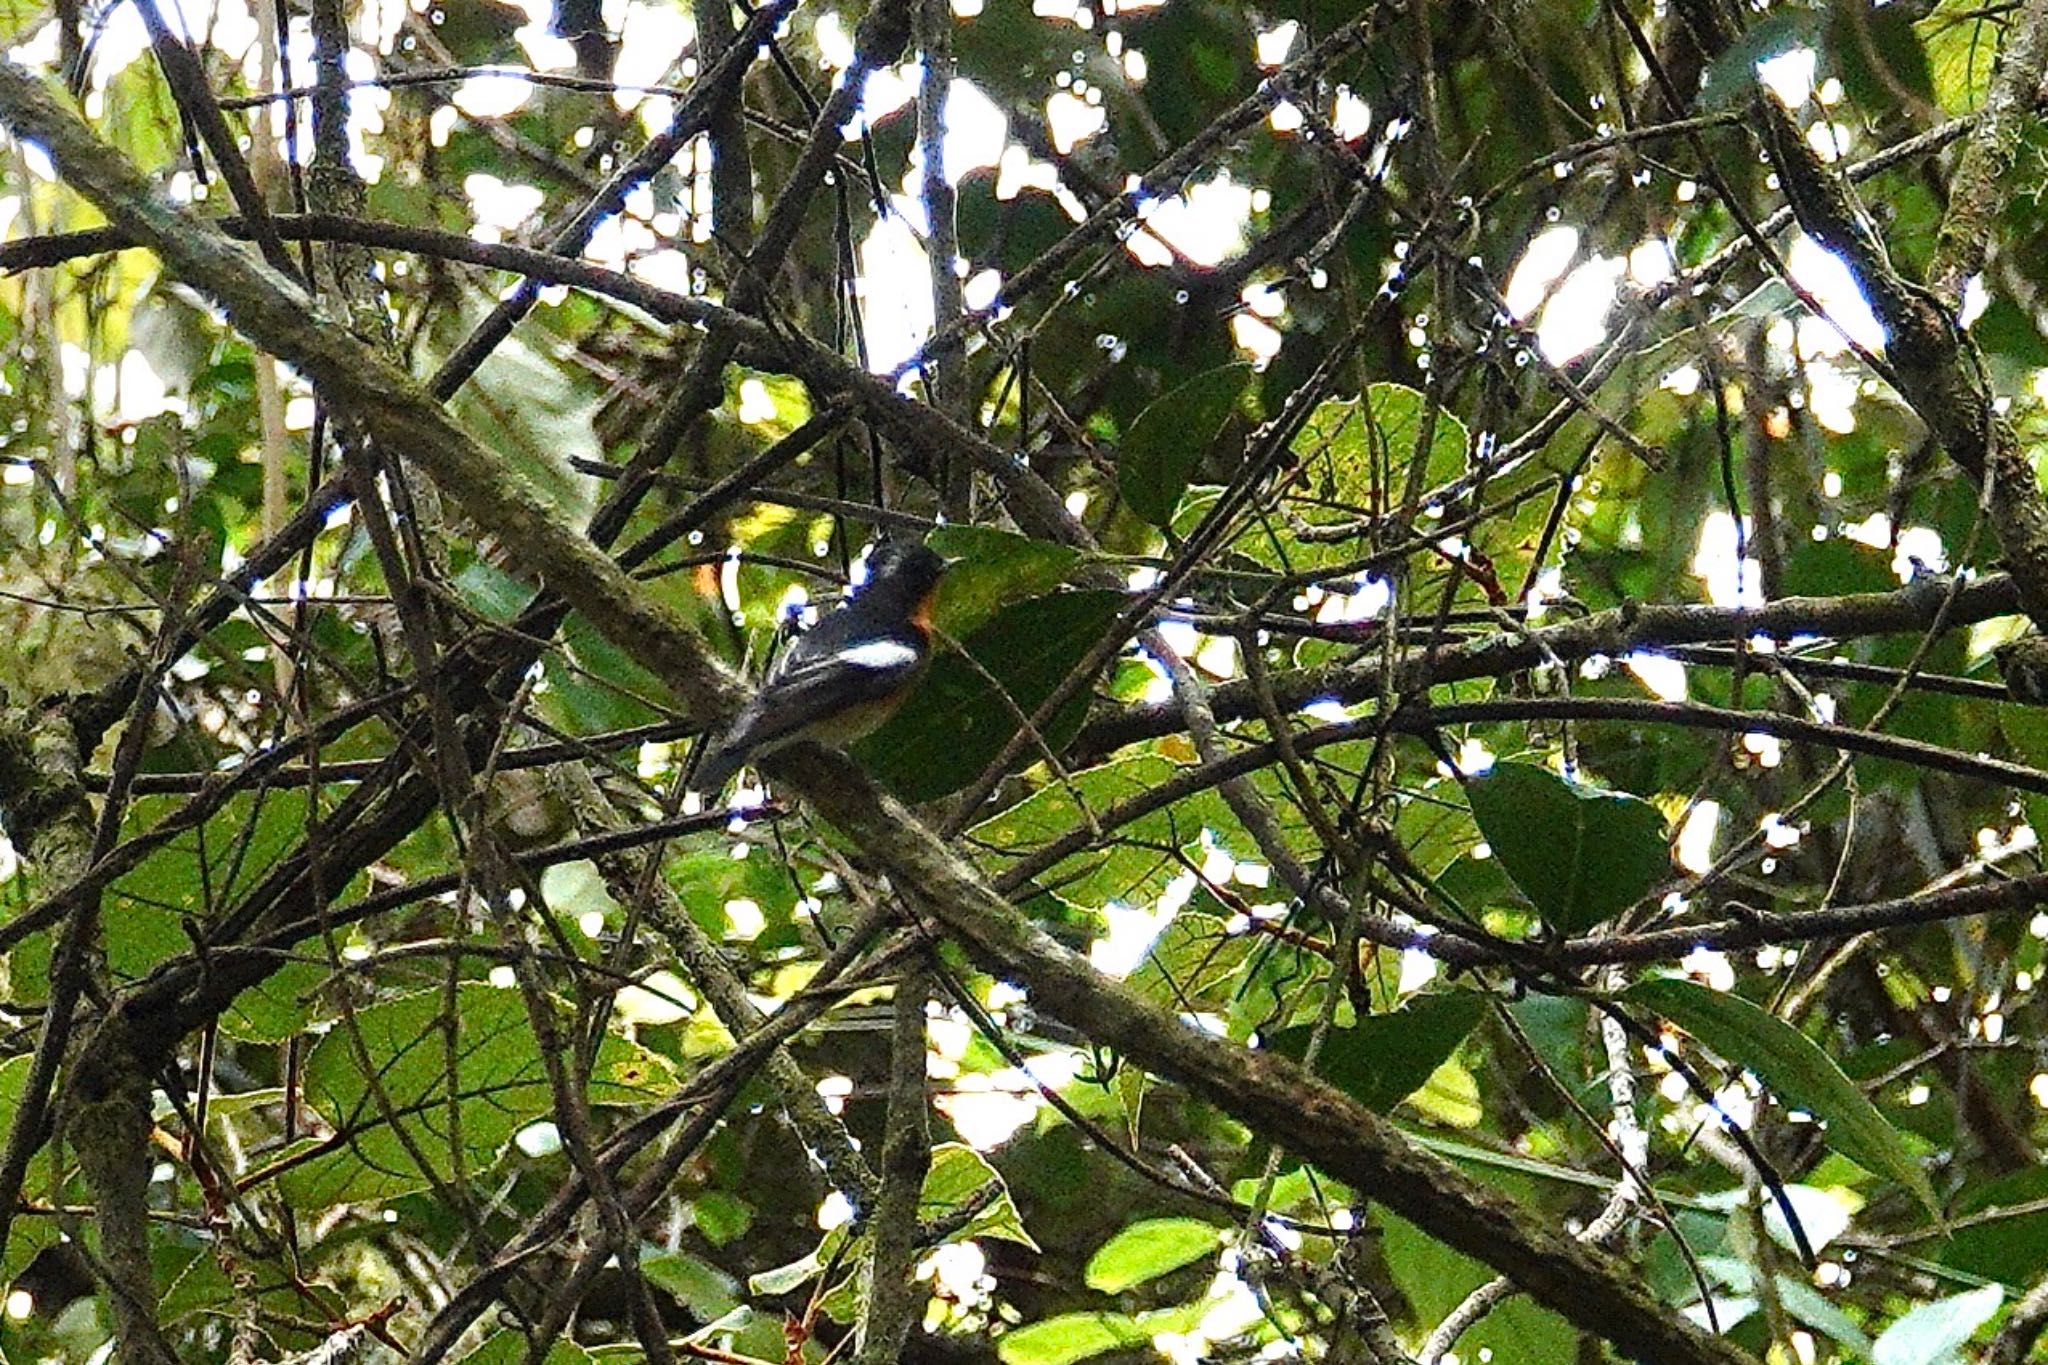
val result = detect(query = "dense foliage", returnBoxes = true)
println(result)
[6,0,2048,1362]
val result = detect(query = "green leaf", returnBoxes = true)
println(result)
[220,959,328,1043]
[1119,363,1252,525]
[1918,0,2001,114]
[445,333,598,519]
[1829,0,1936,115]
[970,754,1224,905]
[0,1057,56,1282]
[924,1143,1038,1248]
[1625,977,1939,1219]
[857,589,1128,802]
[1113,1064,1146,1148]
[1464,762,1671,933]
[155,1243,234,1325]
[1778,1275,1875,1356]
[664,843,797,941]
[283,984,677,1208]
[1407,1052,1484,1129]
[1871,1283,2003,1365]
[1083,1218,1222,1293]
[690,1190,754,1247]
[1345,383,1470,492]
[1239,386,1469,568]
[749,1239,835,1297]
[998,1312,1151,1365]
[1377,1206,1580,1365]
[1128,889,1255,1026]
[459,1331,597,1365]
[555,612,665,733]
[1973,296,2048,368]
[454,558,533,624]
[926,525,1083,637]
[108,791,325,977]
[1284,384,1467,496]
[1267,991,1486,1113]
[1781,535,1897,600]
[642,1251,740,1320]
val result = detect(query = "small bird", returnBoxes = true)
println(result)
[692,540,951,793]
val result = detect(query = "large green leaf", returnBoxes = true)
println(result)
[1465,762,1671,933]
[1379,1205,1579,1364]
[857,589,1128,801]
[1267,991,1486,1113]
[0,1056,56,1282]
[1917,0,2000,114]
[925,1143,1038,1248]
[220,959,329,1043]
[1234,385,1470,569]
[1118,362,1252,526]
[1871,1283,2003,1365]
[445,332,598,518]
[108,790,324,978]
[1283,384,1466,502]
[1625,977,1939,1219]
[1083,1218,1222,1293]
[926,524,1083,636]
[1341,383,1471,494]
[641,1251,740,1321]
[1127,888,1254,1026]
[970,754,1224,905]
[282,984,677,1208]
[998,1312,1150,1365]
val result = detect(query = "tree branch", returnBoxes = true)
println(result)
[0,57,1753,1363]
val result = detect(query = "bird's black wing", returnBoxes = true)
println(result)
[761,607,869,685]
[693,620,925,788]
[746,627,924,744]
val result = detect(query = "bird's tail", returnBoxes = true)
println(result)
[691,706,761,794]
[691,745,743,796]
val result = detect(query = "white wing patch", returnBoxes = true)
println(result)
[835,640,920,671]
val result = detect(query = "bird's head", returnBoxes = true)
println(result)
[858,540,953,627]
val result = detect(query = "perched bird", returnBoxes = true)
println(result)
[692,540,951,793]
[1996,633,2048,705]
